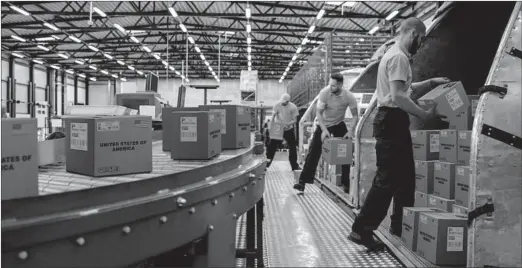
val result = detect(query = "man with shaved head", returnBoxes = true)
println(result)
[266,93,300,171]
[348,17,450,249]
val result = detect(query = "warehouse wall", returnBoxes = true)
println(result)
[1,53,87,117]
[90,78,290,107]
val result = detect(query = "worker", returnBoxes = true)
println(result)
[293,73,359,192]
[265,93,300,171]
[348,17,450,249]
[263,120,270,148]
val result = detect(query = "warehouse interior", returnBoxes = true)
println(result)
[1,1,521,268]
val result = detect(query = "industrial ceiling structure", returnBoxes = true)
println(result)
[1,1,438,82]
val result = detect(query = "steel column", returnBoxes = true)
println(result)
[7,56,16,117]
[28,62,35,117]
[60,71,65,115]
[85,77,89,105]
[74,75,78,105]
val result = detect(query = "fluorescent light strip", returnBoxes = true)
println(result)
[179,24,187,32]
[50,65,60,70]
[37,45,50,51]
[10,5,31,16]
[153,54,161,60]
[246,24,251,33]
[75,60,85,65]
[88,45,99,52]
[169,7,178,18]
[90,77,97,81]
[117,60,125,65]
[128,66,135,71]
[69,35,81,43]
[36,37,55,41]
[93,7,107,17]
[57,53,69,59]
[205,61,210,66]
[169,66,175,71]
[89,65,97,70]
[188,36,195,44]
[104,53,113,60]
[101,70,109,75]
[247,37,251,45]
[368,26,379,35]
[11,35,26,42]
[316,9,325,20]
[12,52,25,58]
[246,8,251,18]
[78,74,86,78]
[308,25,315,34]
[130,36,139,43]
[121,77,127,82]
[136,70,144,75]
[114,24,126,34]
[386,10,399,21]
[175,71,181,76]
[200,54,205,61]
[208,66,213,72]
[111,74,118,79]
[296,47,302,54]
[142,46,151,53]
[33,59,44,64]
[44,23,59,31]
[195,46,201,53]
[162,61,168,66]
[65,69,74,75]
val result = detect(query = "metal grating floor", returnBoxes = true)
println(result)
[261,158,403,267]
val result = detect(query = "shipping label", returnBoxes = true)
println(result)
[435,162,442,170]
[209,113,215,123]
[446,88,465,112]
[411,131,417,138]
[429,196,437,206]
[420,214,428,225]
[459,131,467,139]
[471,99,479,116]
[415,160,419,168]
[97,121,120,132]
[71,123,88,151]
[337,143,347,158]
[430,134,440,152]
[180,117,197,142]
[210,109,227,134]
[11,123,33,135]
[447,227,464,252]
[237,106,244,115]
[134,120,150,128]
[457,167,465,176]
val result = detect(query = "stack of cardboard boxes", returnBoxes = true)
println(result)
[402,82,479,266]
[162,104,252,160]
[321,138,353,186]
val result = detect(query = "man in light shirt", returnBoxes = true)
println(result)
[293,73,359,192]
[266,93,300,171]
[348,17,450,249]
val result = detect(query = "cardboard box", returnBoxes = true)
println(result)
[434,162,456,199]
[457,131,472,166]
[270,121,285,140]
[411,130,440,161]
[1,118,39,200]
[455,166,470,207]
[449,95,480,130]
[416,212,468,266]
[199,105,251,149]
[428,194,455,212]
[439,130,458,163]
[415,160,435,194]
[415,191,429,207]
[322,138,353,165]
[402,207,443,251]
[452,204,469,215]
[418,81,471,120]
[329,174,343,186]
[170,111,222,160]
[64,116,153,177]
[162,107,200,152]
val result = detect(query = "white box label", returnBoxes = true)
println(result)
[180,117,197,142]
[446,88,464,112]
[70,123,88,151]
[429,196,437,205]
[435,162,442,170]
[415,161,419,168]
[210,109,226,134]
[459,131,467,139]
[453,206,462,214]
[337,143,347,158]
[420,215,428,225]
[97,121,120,132]
[237,106,244,115]
[411,131,417,138]
[430,134,440,152]
[457,167,465,176]
[471,100,479,116]
[447,227,464,252]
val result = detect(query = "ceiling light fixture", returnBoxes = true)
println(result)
[386,10,399,21]
[88,45,99,52]
[114,24,127,34]
[179,24,187,32]
[117,60,125,65]
[168,7,178,18]
[10,5,30,16]
[93,7,107,17]
[32,59,44,64]
[12,52,25,58]
[57,53,69,59]
[130,36,139,43]
[69,35,81,43]
[75,60,85,65]
[37,45,50,51]
[316,9,325,20]
[11,35,26,42]
[89,65,98,70]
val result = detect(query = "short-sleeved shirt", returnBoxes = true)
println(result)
[376,44,412,108]
[273,101,298,129]
[317,86,358,127]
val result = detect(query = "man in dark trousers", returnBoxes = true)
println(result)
[348,17,450,248]
[293,73,359,192]
[266,93,300,171]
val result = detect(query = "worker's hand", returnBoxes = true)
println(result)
[422,104,447,121]
[430,77,451,87]
[321,131,331,142]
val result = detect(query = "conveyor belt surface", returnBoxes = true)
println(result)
[37,140,250,194]
[263,157,402,267]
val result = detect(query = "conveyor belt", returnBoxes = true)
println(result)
[263,157,402,267]
[37,140,251,194]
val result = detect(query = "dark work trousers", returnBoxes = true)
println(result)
[298,121,351,188]
[266,128,299,170]
[351,107,415,235]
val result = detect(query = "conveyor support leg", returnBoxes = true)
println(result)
[236,198,265,268]
[193,214,238,267]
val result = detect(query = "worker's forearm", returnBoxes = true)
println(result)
[410,79,434,100]
[394,95,428,119]
[316,112,328,132]
[351,117,359,134]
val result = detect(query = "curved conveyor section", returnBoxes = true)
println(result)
[1,136,267,268]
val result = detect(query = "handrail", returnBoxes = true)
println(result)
[297,96,319,163]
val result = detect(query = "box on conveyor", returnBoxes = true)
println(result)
[434,162,456,199]
[457,131,472,166]
[411,130,440,161]
[415,191,428,207]
[199,105,251,149]
[401,207,443,251]
[64,116,153,177]
[452,204,469,215]
[449,95,480,130]
[1,118,39,200]
[417,81,470,120]
[455,166,470,207]
[322,138,353,165]
[162,107,200,152]
[416,212,468,266]
[428,194,455,212]
[170,111,221,160]
[439,130,458,163]
[415,160,435,194]
[269,121,285,140]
